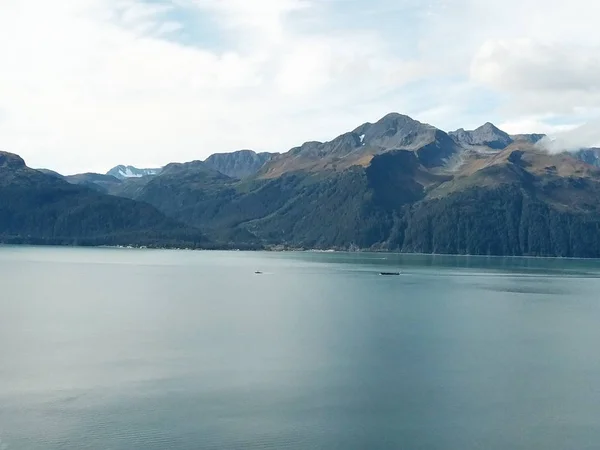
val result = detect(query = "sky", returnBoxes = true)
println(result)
[0,0,599,174]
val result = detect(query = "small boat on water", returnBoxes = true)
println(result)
[255,271,263,274]
[379,271,401,276]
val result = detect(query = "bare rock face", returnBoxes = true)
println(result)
[261,112,461,177]
[204,150,277,179]
[450,123,513,150]
[356,113,441,150]
[0,151,26,170]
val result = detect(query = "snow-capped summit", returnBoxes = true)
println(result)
[106,165,162,180]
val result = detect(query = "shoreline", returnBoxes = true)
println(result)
[2,242,600,261]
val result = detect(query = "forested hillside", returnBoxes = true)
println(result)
[0,152,208,248]
[7,113,600,257]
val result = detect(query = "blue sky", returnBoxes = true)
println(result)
[0,0,599,173]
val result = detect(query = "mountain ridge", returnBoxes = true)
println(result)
[259,113,461,178]
[204,150,277,179]
[450,122,513,150]
[6,112,600,256]
[114,114,600,257]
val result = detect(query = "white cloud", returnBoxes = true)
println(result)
[156,21,184,35]
[188,0,310,42]
[0,0,599,173]
[540,120,600,153]
[471,38,600,116]
[0,0,427,173]
[462,0,600,118]
[118,1,173,26]
[472,39,600,92]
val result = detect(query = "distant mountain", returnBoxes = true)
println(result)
[204,150,277,179]
[450,124,546,150]
[260,113,460,178]
[107,165,162,180]
[61,171,157,197]
[0,151,207,247]
[450,123,513,150]
[61,165,161,196]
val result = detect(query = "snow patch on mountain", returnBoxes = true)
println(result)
[106,165,162,180]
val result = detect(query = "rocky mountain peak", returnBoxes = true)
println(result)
[450,122,513,150]
[356,113,440,151]
[479,122,501,131]
[0,151,26,170]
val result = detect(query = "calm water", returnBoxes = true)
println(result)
[1,247,600,450]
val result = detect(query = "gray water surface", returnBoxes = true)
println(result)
[1,247,600,449]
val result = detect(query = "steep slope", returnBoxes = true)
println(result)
[204,150,277,179]
[135,160,238,230]
[450,122,513,150]
[573,148,600,167]
[400,184,600,257]
[397,143,600,257]
[0,152,207,247]
[107,165,162,180]
[129,149,450,247]
[239,151,451,248]
[260,113,460,178]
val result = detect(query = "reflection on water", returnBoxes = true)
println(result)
[284,250,600,277]
[0,247,600,450]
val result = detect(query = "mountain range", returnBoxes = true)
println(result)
[6,112,600,257]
